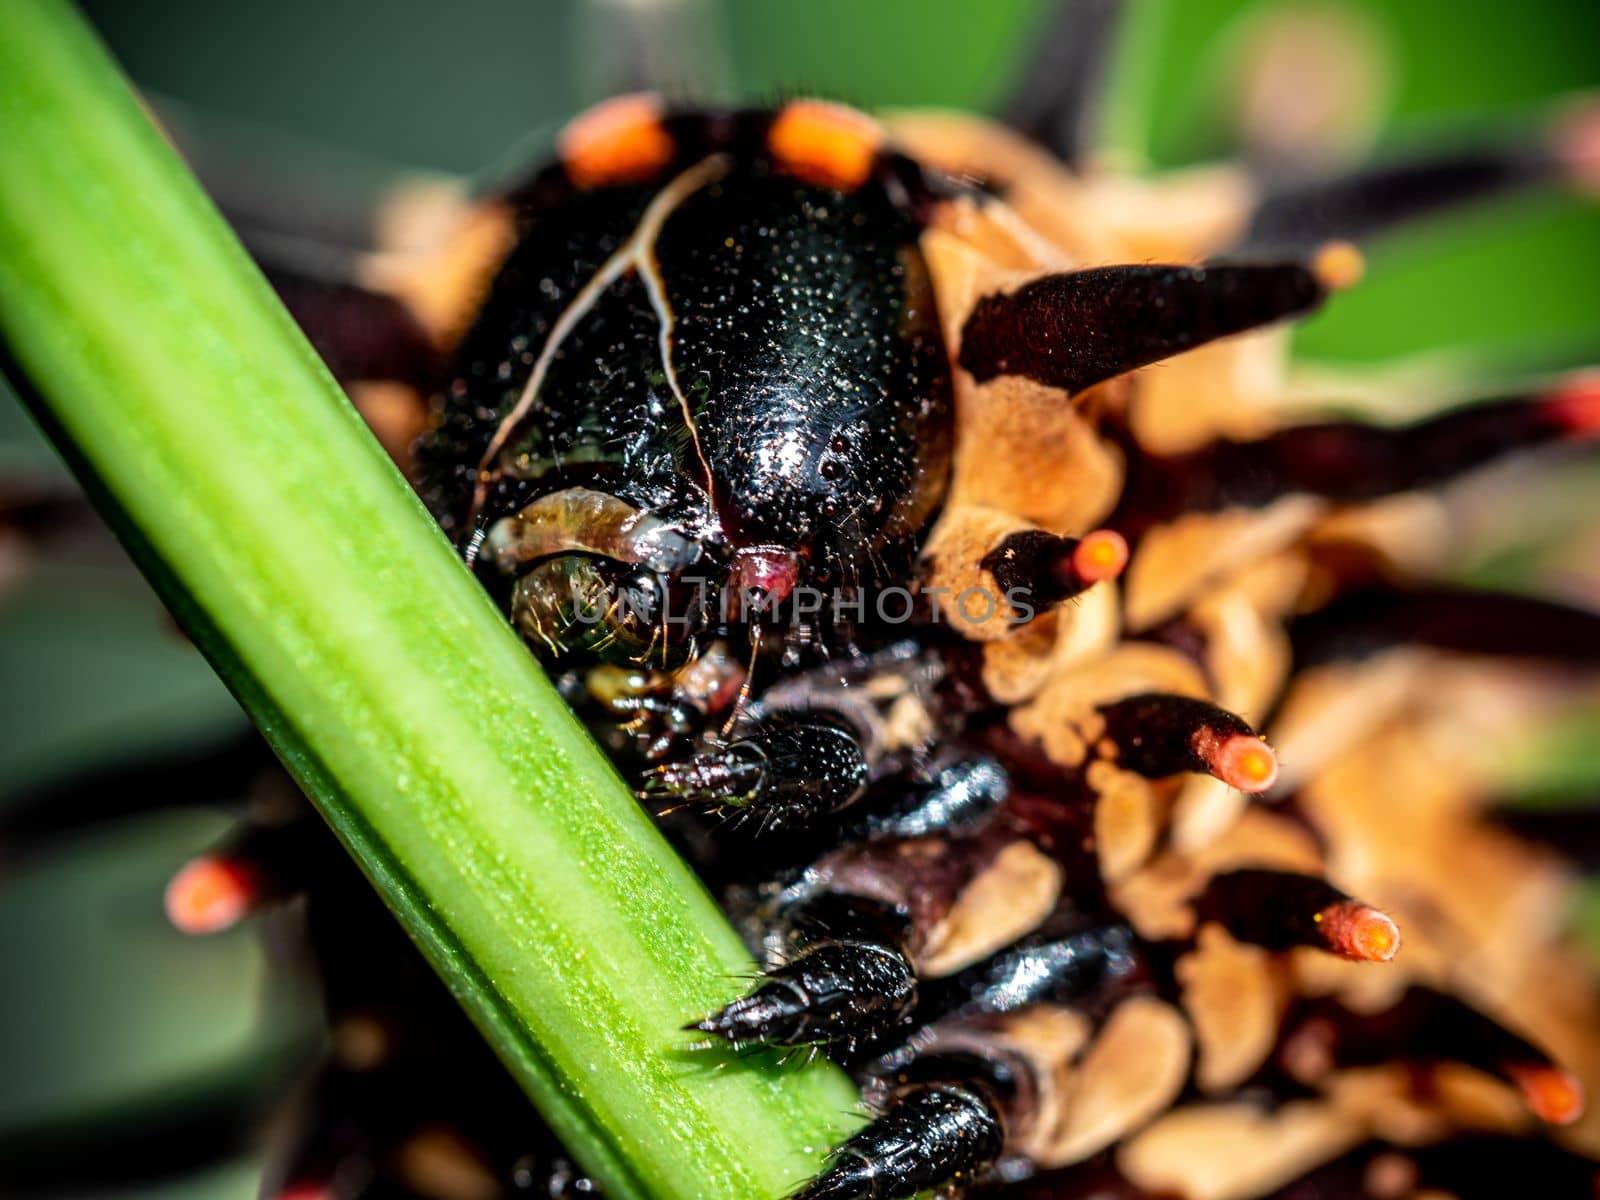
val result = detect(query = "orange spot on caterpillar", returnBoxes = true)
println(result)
[1507,1063,1586,1126]
[561,93,676,189]
[1313,240,1365,291]
[1071,529,1128,584]
[275,1185,335,1200]
[1546,371,1600,436]
[164,854,260,935]
[768,101,883,191]
[1208,734,1280,793]
[1316,899,1400,963]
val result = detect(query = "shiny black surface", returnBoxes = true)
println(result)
[420,143,951,607]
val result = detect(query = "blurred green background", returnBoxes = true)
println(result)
[1,1,1597,1196]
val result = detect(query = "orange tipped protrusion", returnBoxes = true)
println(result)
[1071,529,1129,584]
[164,854,261,935]
[1316,900,1401,963]
[1547,371,1600,436]
[1553,94,1600,194]
[1312,240,1366,291]
[1362,1153,1419,1200]
[560,93,676,189]
[768,100,883,191]
[1508,1063,1586,1126]
[1209,734,1280,793]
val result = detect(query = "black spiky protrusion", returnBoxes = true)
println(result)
[1195,868,1400,962]
[1116,372,1600,524]
[957,262,1325,394]
[1288,585,1600,667]
[164,815,323,936]
[1288,987,1585,1126]
[1003,0,1125,167]
[787,1082,1004,1200]
[1237,140,1566,257]
[1095,692,1280,792]
[980,528,1129,613]
[265,271,440,386]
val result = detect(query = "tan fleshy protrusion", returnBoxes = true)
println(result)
[980,609,1063,703]
[1310,491,1454,580]
[1179,926,1286,1093]
[347,380,429,474]
[976,578,1124,705]
[1088,760,1163,883]
[938,1006,1093,1154]
[1186,554,1304,719]
[1049,577,1123,671]
[1025,996,1193,1167]
[1318,1063,1530,1144]
[361,199,518,351]
[1130,328,1295,455]
[1267,650,1431,795]
[1119,1101,1363,1200]
[1079,165,1257,262]
[951,376,1127,536]
[921,504,1049,640]
[1170,776,1250,856]
[920,840,1063,977]
[1124,495,1326,631]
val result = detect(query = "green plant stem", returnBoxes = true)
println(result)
[0,3,860,1197]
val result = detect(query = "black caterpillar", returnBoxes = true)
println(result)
[21,2,1600,1198]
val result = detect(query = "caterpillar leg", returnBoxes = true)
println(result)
[642,711,872,830]
[689,895,917,1053]
[836,753,1012,846]
[700,762,1064,1053]
[788,1078,1005,1200]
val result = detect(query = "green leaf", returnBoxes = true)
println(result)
[0,3,860,1198]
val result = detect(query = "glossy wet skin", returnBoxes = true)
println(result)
[662,171,951,587]
[420,154,952,657]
